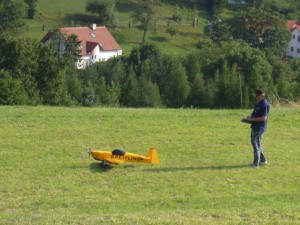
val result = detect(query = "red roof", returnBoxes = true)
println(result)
[287,20,300,32]
[42,25,121,55]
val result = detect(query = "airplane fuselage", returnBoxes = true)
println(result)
[88,148,160,165]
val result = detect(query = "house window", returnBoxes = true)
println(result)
[298,36,300,42]
[293,34,295,39]
[298,48,300,54]
[291,47,294,52]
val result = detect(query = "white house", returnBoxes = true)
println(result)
[41,24,122,69]
[286,20,300,58]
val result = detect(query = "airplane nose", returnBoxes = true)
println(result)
[87,148,92,155]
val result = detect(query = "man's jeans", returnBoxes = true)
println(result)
[251,129,266,165]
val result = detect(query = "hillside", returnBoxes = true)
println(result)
[23,0,210,55]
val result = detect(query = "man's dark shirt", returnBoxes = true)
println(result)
[251,99,270,132]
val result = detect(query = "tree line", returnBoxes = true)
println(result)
[1,36,299,108]
[1,0,300,108]
[65,42,300,108]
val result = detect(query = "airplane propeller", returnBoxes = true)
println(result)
[87,148,92,156]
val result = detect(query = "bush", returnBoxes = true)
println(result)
[0,70,28,105]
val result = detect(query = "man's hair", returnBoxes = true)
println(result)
[255,89,265,97]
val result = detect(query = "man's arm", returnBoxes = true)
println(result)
[246,115,267,122]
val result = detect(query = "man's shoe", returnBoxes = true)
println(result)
[260,161,267,165]
[249,163,259,168]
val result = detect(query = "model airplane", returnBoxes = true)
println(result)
[87,147,160,167]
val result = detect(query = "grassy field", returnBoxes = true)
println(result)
[20,0,209,56]
[0,106,300,224]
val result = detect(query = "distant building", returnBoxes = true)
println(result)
[286,20,300,58]
[41,24,122,69]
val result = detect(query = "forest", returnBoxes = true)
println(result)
[0,0,300,108]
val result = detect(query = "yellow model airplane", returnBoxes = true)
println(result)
[87,147,160,167]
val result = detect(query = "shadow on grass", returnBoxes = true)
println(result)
[89,162,113,173]
[64,13,97,25]
[89,162,136,173]
[143,164,249,172]
[178,31,202,38]
[116,2,136,13]
[150,36,168,42]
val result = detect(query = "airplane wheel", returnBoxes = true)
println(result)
[99,161,110,169]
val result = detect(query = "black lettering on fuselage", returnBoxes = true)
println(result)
[111,154,143,161]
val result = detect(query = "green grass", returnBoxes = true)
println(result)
[19,0,209,55]
[1,106,300,224]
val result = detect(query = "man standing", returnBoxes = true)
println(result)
[246,89,270,167]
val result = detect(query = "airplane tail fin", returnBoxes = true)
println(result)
[146,148,160,164]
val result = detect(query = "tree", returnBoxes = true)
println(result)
[194,40,273,107]
[36,45,67,105]
[229,7,290,56]
[86,0,116,26]
[106,58,126,85]
[66,71,83,105]
[214,62,240,108]
[208,21,233,44]
[24,0,38,19]
[0,33,17,71]
[171,4,182,24]
[65,34,82,60]
[120,66,140,107]
[162,57,190,107]
[204,0,227,19]
[95,76,110,105]
[82,80,95,106]
[261,22,291,56]
[290,58,300,82]
[0,0,27,32]
[132,0,157,45]
[0,33,40,104]
[139,59,162,107]
[244,0,264,8]
[140,43,160,63]
[0,70,28,105]
[187,72,206,107]
[261,0,291,15]
[247,66,265,103]
[139,74,161,107]
[183,52,201,83]
[128,46,142,76]
[127,43,161,77]
[218,41,272,84]
[107,81,121,106]
[268,56,295,99]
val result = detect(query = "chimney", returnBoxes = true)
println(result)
[90,23,97,31]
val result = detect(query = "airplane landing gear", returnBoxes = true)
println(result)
[99,161,110,169]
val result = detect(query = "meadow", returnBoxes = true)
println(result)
[0,106,299,224]
[22,0,210,56]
